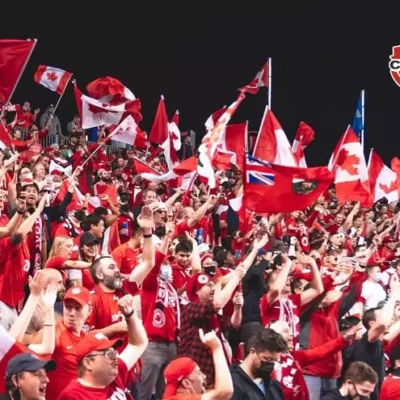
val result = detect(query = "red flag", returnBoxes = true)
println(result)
[34,65,72,95]
[171,110,179,126]
[0,123,12,149]
[133,158,161,176]
[86,76,135,105]
[0,39,36,107]
[243,156,334,213]
[149,95,169,144]
[292,121,315,167]
[239,63,268,95]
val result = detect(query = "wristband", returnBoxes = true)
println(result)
[124,309,134,318]
[143,234,152,238]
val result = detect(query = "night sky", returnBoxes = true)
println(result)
[2,6,400,166]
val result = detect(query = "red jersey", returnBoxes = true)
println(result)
[86,287,125,342]
[260,294,302,349]
[141,251,179,342]
[0,237,30,308]
[15,105,35,129]
[111,242,140,275]
[44,321,86,400]
[58,358,132,400]
[380,374,400,400]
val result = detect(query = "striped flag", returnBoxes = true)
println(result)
[34,65,72,95]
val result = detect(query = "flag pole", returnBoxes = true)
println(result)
[51,75,72,118]
[268,57,272,108]
[5,39,37,106]
[361,89,365,151]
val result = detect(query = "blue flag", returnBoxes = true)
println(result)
[351,94,363,137]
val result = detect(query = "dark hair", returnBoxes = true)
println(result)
[174,240,193,254]
[291,279,304,294]
[362,307,381,330]
[94,207,108,217]
[343,361,378,385]
[245,328,287,356]
[5,374,21,400]
[90,256,112,284]
[82,213,103,232]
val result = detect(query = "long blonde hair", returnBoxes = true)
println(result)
[48,236,73,259]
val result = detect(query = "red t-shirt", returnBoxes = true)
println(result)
[111,243,140,275]
[44,321,86,399]
[15,106,35,129]
[380,374,400,400]
[0,237,30,307]
[141,252,179,342]
[58,358,132,400]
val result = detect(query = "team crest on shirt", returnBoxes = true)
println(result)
[152,309,166,328]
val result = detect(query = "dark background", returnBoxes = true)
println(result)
[1,5,400,166]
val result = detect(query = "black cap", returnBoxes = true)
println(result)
[80,232,99,246]
[6,353,56,378]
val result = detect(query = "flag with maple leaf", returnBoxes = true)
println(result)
[34,65,72,95]
[73,82,125,129]
[239,63,269,95]
[107,115,147,149]
[368,149,399,203]
[329,127,372,207]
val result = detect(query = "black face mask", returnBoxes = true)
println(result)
[156,187,164,195]
[349,383,369,400]
[102,177,111,183]
[204,266,216,277]
[74,210,85,221]
[120,204,130,213]
[256,361,275,379]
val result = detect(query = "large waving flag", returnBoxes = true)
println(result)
[351,93,363,139]
[368,149,398,204]
[253,106,297,166]
[0,39,36,107]
[86,76,135,105]
[148,95,169,144]
[243,155,333,213]
[34,65,72,95]
[198,93,245,187]
[239,63,268,95]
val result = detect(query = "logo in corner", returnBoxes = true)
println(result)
[389,46,400,87]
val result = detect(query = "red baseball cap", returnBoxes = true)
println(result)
[186,273,211,302]
[164,357,198,397]
[75,332,123,362]
[63,286,92,307]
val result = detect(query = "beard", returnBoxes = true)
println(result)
[56,289,66,302]
[103,273,123,290]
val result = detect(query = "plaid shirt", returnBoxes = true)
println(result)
[178,301,230,385]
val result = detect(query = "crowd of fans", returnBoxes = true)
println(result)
[0,101,399,400]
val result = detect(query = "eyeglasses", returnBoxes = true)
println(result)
[86,349,119,360]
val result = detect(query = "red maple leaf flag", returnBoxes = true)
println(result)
[108,115,147,149]
[330,127,372,207]
[239,63,269,95]
[368,149,399,203]
[292,121,315,167]
[86,76,135,105]
[73,82,125,129]
[0,39,36,107]
[34,65,72,95]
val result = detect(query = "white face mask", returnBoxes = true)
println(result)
[374,272,382,283]
[160,264,172,282]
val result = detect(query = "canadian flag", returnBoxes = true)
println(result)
[86,76,135,105]
[108,115,147,149]
[239,63,268,95]
[205,106,226,131]
[34,65,72,95]
[140,156,197,183]
[292,121,315,167]
[73,82,125,129]
[253,106,297,167]
[330,127,372,207]
[368,149,398,204]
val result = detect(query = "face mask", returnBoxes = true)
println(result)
[160,264,172,282]
[156,187,164,195]
[374,272,382,282]
[204,266,216,277]
[74,210,85,222]
[120,204,130,213]
[256,359,275,379]
[22,105,29,111]
[350,383,369,400]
